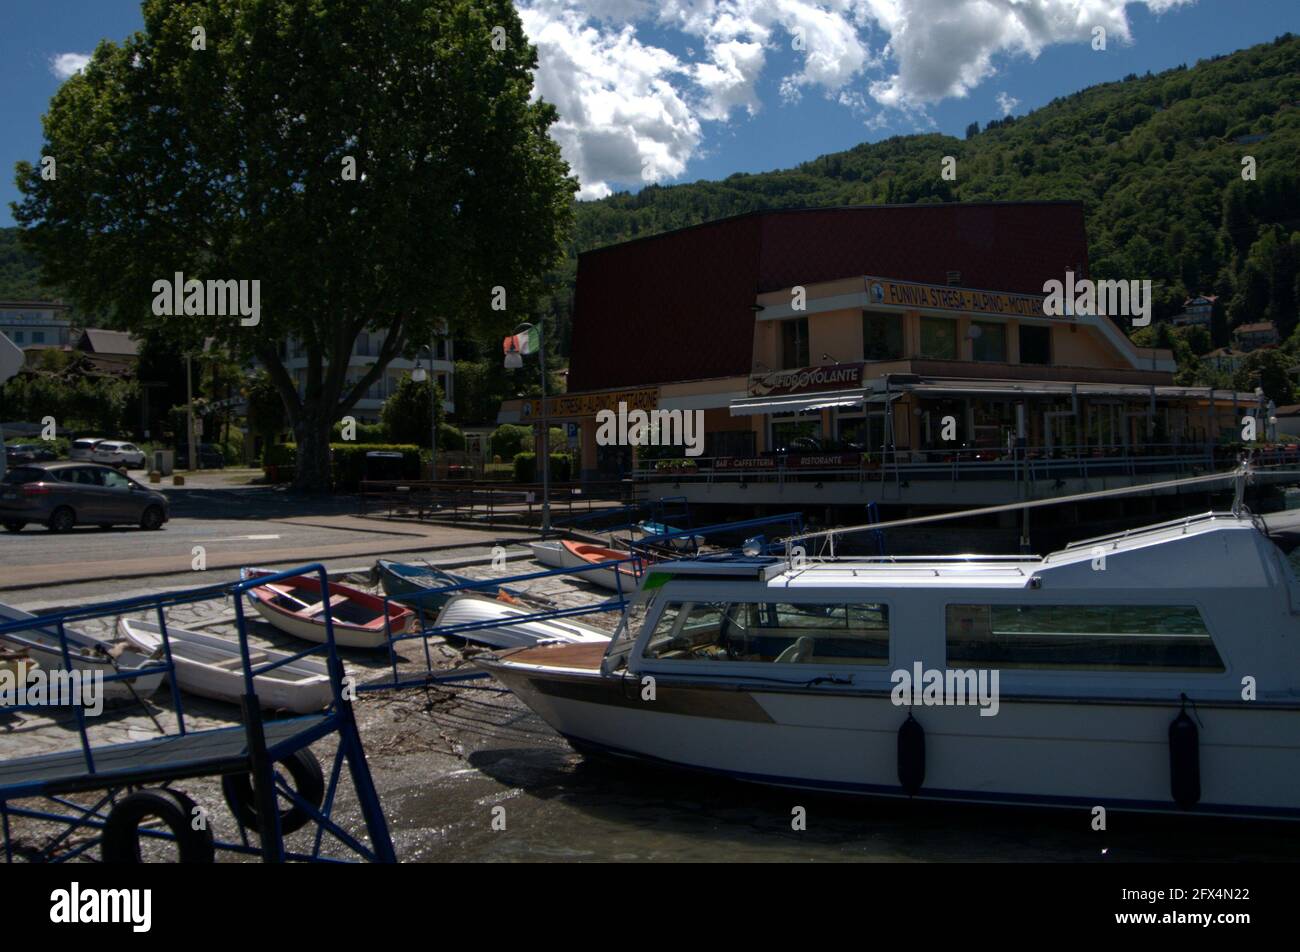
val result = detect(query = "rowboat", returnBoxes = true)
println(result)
[117,618,333,714]
[240,568,413,649]
[526,540,566,568]
[636,521,704,550]
[374,559,529,612]
[478,499,1300,821]
[557,540,642,593]
[434,593,610,649]
[0,601,163,701]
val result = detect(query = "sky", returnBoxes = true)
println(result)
[2,0,1298,225]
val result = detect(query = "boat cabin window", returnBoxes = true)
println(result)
[644,601,889,665]
[945,604,1224,672]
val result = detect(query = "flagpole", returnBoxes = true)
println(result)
[538,319,551,533]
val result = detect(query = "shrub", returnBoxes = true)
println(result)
[513,452,571,483]
[490,424,530,460]
[438,422,466,451]
[331,420,386,443]
[329,443,422,490]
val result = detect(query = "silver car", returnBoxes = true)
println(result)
[1,462,169,533]
[69,437,107,460]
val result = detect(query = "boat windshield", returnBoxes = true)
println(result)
[643,601,889,665]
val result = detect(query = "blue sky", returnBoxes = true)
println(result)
[3,0,1298,224]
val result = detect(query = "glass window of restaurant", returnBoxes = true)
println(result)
[1019,324,1051,365]
[918,398,964,449]
[781,317,810,369]
[835,409,888,452]
[770,411,822,453]
[919,317,957,359]
[862,310,904,360]
[971,321,1007,362]
[972,400,1015,449]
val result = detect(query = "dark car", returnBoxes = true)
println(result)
[5,443,58,464]
[0,462,169,533]
[174,443,226,469]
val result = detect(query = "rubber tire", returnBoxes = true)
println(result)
[2,522,24,533]
[222,748,326,837]
[46,507,75,533]
[140,505,165,531]
[102,788,215,863]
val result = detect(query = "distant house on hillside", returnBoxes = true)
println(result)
[1171,294,1216,328]
[1233,321,1279,352]
[1204,346,1248,374]
[0,300,71,350]
[75,328,140,375]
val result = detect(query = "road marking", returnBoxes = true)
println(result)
[198,534,282,542]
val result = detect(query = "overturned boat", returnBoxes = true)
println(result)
[433,594,610,650]
[478,499,1300,820]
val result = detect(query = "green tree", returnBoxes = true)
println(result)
[13,0,575,491]
[1234,349,1296,406]
[381,374,444,447]
[245,369,288,444]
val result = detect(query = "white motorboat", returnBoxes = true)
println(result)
[478,503,1300,820]
[0,601,163,701]
[434,593,610,649]
[117,618,333,714]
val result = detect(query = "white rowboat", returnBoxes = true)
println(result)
[117,618,333,714]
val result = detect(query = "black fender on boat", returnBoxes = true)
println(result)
[1169,695,1201,809]
[898,711,925,796]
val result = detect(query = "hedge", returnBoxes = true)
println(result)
[512,452,572,483]
[261,442,422,489]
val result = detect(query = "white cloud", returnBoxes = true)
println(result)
[518,0,1193,196]
[49,52,90,80]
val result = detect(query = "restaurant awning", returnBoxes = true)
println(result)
[887,378,1258,402]
[730,390,868,416]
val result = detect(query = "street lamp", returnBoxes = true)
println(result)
[504,321,550,532]
[411,340,439,479]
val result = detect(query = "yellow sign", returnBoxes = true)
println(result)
[522,387,658,420]
[867,277,1047,319]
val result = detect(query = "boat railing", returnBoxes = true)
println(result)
[629,512,805,561]
[368,558,645,692]
[1058,510,1233,551]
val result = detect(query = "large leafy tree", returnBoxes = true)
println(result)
[13,0,575,490]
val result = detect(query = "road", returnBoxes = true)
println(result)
[0,484,534,592]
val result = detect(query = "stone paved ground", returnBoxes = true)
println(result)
[0,550,622,862]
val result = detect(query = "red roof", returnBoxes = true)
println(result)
[567,202,1090,392]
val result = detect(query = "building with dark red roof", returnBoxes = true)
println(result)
[499,202,1256,509]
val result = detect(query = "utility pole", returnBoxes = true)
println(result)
[186,353,197,472]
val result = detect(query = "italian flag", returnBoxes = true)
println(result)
[503,326,540,356]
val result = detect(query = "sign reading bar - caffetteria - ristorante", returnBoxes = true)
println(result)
[522,387,658,420]
[748,363,864,397]
[867,277,1047,319]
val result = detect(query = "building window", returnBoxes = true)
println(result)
[919,318,957,359]
[644,601,890,665]
[770,412,821,453]
[32,332,45,344]
[781,318,809,369]
[705,429,755,458]
[1019,325,1051,365]
[945,604,1223,672]
[12,331,23,344]
[862,311,903,360]
[971,322,1006,362]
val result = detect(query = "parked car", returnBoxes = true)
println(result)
[0,462,169,533]
[174,443,226,469]
[5,443,58,465]
[91,440,147,469]
[69,437,107,460]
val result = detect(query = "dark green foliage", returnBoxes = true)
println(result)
[512,451,571,483]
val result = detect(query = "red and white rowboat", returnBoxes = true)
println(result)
[241,568,413,649]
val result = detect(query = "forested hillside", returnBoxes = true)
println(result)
[5,33,1299,412]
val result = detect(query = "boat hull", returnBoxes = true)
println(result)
[557,541,638,593]
[118,619,333,714]
[242,569,411,649]
[0,603,162,702]
[482,661,1300,820]
[434,595,610,649]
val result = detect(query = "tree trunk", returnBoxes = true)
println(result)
[293,408,334,493]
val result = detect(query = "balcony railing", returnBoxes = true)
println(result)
[632,442,1293,488]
